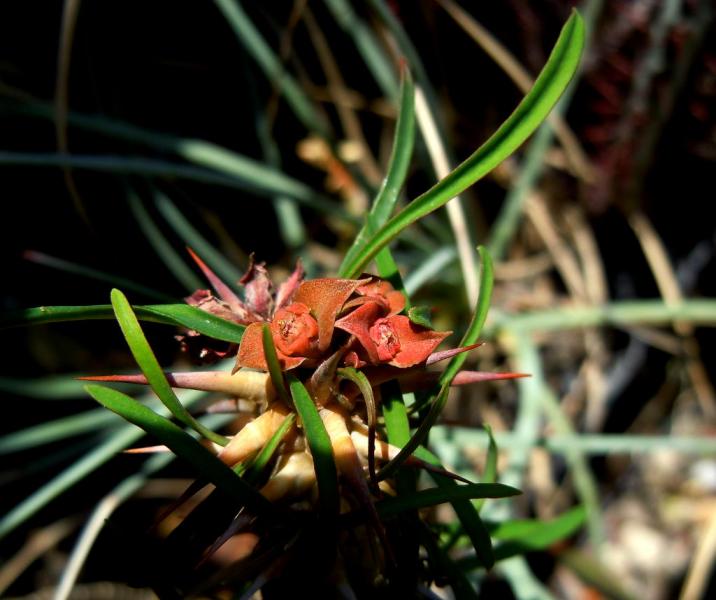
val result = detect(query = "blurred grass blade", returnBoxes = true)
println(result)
[419,524,478,599]
[0,374,133,400]
[0,151,353,223]
[1,303,246,344]
[127,189,204,292]
[339,68,416,278]
[213,0,329,137]
[287,375,339,516]
[23,250,173,302]
[474,424,498,512]
[338,11,585,277]
[378,246,494,480]
[490,506,586,561]
[261,324,290,405]
[443,246,494,384]
[0,424,144,541]
[85,384,271,513]
[322,0,399,101]
[0,409,114,455]
[377,483,520,518]
[0,390,210,540]
[418,447,497,569]
[111,289,227,446]
[153,190,244,286]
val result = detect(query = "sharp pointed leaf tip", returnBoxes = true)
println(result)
[426,343,483,366]
[451,371,530,386]
[186,246,243,310]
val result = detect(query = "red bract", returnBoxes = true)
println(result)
[236,274,452,372]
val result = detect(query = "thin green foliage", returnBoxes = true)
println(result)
[24,250,173,302]
[376,483,520,518]
[474,425,498,512]
[0,151,354,223]
[213,0,329,137]
[153,190,244,287]
[1,303,246,344]
[417,446,497,569]
[110,289,228,446]
[377,246,494,480]
[338,12,585,277]
[261,324,290,405]
[339,68,416,278]
[337,367,378,481]
[127,189,204,292]
[85,384,272,513]
[287,375,339,516]
[243,414,297,485]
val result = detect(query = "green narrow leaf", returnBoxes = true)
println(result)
[339,69,416,277]
[244,413,296,485]
[417,447,497,570]
[0,151,354,224]
[24,250,174,302]
[261,324,290,405]
[127,188,204,292]
[213,0,329,137]
[491,506,586,561]
[474,424,498,512]
[376,483,520,518]
[440,246,494,384]
[1,303,246,344]
[85,384,271,514]
[153,190,244,287]
[287,375,339,516]
[380,381,416,496]
[111,289,227,446]
[419,524,478,599]
[338,11,585,277]
[337,367,378,482]
[377,247,494,481]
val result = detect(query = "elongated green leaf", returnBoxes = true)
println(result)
[85,384,271,514]
[417,447,497,569]
[337,367,378,481]
[0,152,354,223]
[213,0,329,137]
[419,523,478,599]
[1,303,245,343]
[127,189,204,292]
[24,250,173,302]
[380,381,416,495]
[287,375,339,516]
[0,423,143,541]
[244,414,296,485]
[377,247,494,480]
[111,289,227,446]
[338,12,585,277]
[261,324,290,405]
[474,424,498,512]
[339,69,416,277]
[0,409,115,455]
[376,483,519,518]
[457,508,588,569]
[153,190,244,287]
[323,0,399,101]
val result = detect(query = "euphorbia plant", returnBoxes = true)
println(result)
[2,10,584,598]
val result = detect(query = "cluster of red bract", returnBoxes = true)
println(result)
[184,250,451,374]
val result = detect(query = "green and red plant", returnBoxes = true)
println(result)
[1,9,586,598]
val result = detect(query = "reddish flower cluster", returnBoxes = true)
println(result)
[237,277,451,371]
